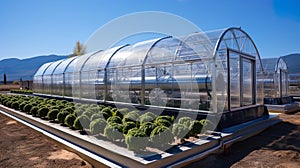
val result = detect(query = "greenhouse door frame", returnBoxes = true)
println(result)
[279,69,288,98]
[227,49,256,110]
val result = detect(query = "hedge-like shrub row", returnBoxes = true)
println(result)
[0,94,214,153]
[10,89,33,94]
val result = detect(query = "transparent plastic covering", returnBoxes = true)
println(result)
[33,62,53,93]
[275,58,288,97]
[33,27,264,112]
[262,57,288,98]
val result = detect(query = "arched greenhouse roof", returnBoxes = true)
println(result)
[34,27,263,79]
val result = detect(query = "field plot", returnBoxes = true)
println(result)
[186,112,300,168]
[0,113,92,168]
[0,84,19,91]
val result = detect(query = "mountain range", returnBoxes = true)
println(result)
[0,55,68,82]
[0,53,299,82]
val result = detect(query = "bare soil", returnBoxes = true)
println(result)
[0,111,299,168]
[185,112,300,168]
[0,84,20,91]
[0,114,93,168]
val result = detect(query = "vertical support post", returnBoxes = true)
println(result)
[79,72,82,98]
[227,49,231,111]
[252,59,256,104]
[104,69,108,102]
[141,66,145,106]
[212,58,218,113]
[279,69,282,98]
[239,56,243,107]
[63,73,65,97]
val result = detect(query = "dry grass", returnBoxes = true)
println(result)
[0,84,20,91]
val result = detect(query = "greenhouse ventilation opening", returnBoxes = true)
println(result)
[33,27,268,129]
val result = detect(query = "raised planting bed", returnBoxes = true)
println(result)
[0,93,281,167]
[0,94,214,149]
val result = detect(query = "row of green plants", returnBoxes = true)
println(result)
[0,94,214,153]
[10,89,33,94]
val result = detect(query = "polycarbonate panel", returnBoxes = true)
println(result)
[42,60,65,95]
[107,38,164,104]
[242,58,253,105]
[33,62,53,93]
[144,37,179,64]
[176,32,214,61]
[72,51,99,97]
[229,51,240,108]
[34,62,53,76]
[93,45,128,100]
[276,58,288,97]
[108,38,162,69]
[260,59,277,98]
[43,59,65,75]
[143,33,216,110]
[33,76,43,93]
[32,27,263,112]
[54,56,78,74]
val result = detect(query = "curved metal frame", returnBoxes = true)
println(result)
[35,61,56,93]
[275,57,288,97]
[213,27,263,110]
[33,27,264,112]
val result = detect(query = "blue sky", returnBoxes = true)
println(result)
[0,0,300,60]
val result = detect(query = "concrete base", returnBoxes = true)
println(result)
[266,102,300,114]
[0,105,281,168]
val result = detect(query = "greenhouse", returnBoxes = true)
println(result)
[263,57,300,113]
[263,57,288,99]
[33,27,266,127]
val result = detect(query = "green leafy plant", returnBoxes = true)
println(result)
[75,115,90,129]
[139,122,156,137]
[47,109,60,121]
[57,111,69,123]
[122,111,140,123]
[122,121,137,134]
[30,106,39,117]
[178,117,193,128]
[125,128,149,152]
[150,126,174,149]
[23,104,33,114]
[90,113,102,121]
[64,114,77,127]
[188,120,203,137]
[11,102,20,110]
[37,107,49,118]
[107,116,122,125]
[89,118,107,134]
[172,123,190,141]
[139,112,156,123]
[154,118,172,127]
[101,107,114,120]
[103,123,124,141]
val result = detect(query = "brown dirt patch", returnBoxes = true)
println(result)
[0,114,92,168]
[185,112,300,168]
[0,84,19,91]
[1,109,300,167]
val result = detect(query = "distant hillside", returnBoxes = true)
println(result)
[0,55,68,81]
[281,53,300,74]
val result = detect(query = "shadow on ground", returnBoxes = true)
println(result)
[184,113,300,168]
